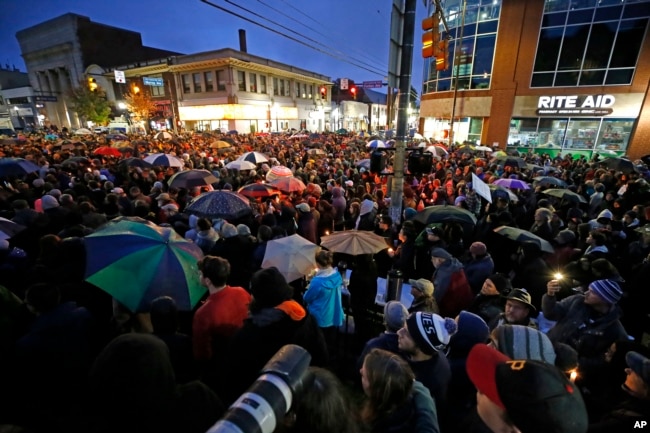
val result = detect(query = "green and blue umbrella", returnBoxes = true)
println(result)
[84,219,206,312]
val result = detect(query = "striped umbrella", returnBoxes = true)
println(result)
[265,165,293,182]
[143,153,184,168]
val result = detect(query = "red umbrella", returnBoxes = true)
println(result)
[270,177,306,193]
[94,146,122,157]
[238,183,281,199]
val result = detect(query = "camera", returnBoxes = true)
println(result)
[207,344,311,433]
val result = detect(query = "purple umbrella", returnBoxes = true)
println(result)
[492,178,530,190]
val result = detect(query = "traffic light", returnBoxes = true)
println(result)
[350,86,357,100]
[435,40,449,71]
[422,14,440,58]
[88,77,98,92]
[320,86,327,99]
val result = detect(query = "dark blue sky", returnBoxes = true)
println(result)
[2,0,426,90]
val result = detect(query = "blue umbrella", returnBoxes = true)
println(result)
[44,134,58,141]
[366,139,388,149]
[185,190,252,220]
[227,130,238,135]
[0,158,40,177]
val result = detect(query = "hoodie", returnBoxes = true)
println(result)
[331,187,346,224]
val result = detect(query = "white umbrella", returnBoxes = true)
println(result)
[225,160,256,171]
[367,139,388,149]
[154,131,174,141]
[474,146,493,152]
[74,128,93,135]
[143,153,184,167]
[262,234,319,282]
[412,132,425,140]
[238,151,269,164]
[425,145,448,156]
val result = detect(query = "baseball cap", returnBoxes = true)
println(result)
[408,278,434,297]
[467,344,588,433]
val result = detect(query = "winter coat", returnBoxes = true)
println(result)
[408,353,452,418]
[304,267,344,328]
[469,294,504,325]
[463,254,495,294]
[368,380,440,433]
[588,397,650,433]
[542,293,628,370]
[432,258,474,318]
[331,187,347,226]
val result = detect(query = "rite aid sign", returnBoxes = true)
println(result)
[536,94,614,116]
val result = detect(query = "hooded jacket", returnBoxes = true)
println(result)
[304,267,344,327]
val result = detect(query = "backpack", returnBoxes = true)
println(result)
[438,269,474,318]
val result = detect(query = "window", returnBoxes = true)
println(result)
[532,1,650,87]
[182,74,191,93]
[295,81,300,98]
[216,70,226,91]
[193,73,202,93]
[205,72,213,92]
[302,83,307,98]
[249,73,257,93]
[237,71,246,91]
[273,77,279,96]
[280,79,286,96]
[260,76,267,94]
[151,84,165,97]
[308,84,313,98]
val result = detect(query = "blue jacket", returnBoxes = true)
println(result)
[304,268,344,327]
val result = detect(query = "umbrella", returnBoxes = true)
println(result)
[119,157,153,169]
[227,130,239,135]
[106,134,128,141]
[74,128,93,135]
[0,158,40,177]
[309,133,321,139]
[262,234,319,282]
[494,156,527,169]
[599,157,636,174]
[238,151,269,164]
[367,139,389,149]
[425,145,448,156]
[44,133,58,141]
[455,145,475,154]
[475,146,493,152]
[154,131,174,141]
[270,176,306,193]
[492,178,530,190]
[290,133,309,139]
[335,128,348,135]
[210,140,233,150]
[238,183,280,199]
[533,176,567,188]
[84,220,205,312]
[94,146,122,157]
[356,159,371,170]
[0,217,26,240]
[493,150,508,158]
[225,160,257,171]
[493,226,554,254]
[411,132,425,140]
[307,148,326,155]
[320,230,390,255]
[185,190,252,220]
[266,165,293,182]
[413,205,478,226]
[112,141,133,149]
[168,169,218,189]
[541,188,587,204]
[143,153,184,168]
[487,184,519,202]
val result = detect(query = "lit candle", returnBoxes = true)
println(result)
[324,231,330,236]
[388,248,394,254]
[569,369,578,383]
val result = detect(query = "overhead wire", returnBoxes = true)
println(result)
[255,0,386,68]
[199,0,387,77]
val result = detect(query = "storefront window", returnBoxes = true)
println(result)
[596,119,633,152]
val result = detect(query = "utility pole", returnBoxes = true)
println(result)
[449,0,467,148]
[389,0,417,225]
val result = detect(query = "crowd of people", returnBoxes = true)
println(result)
[1,126,650,433]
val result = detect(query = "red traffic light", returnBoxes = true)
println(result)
[320,86,327,99]
[350,86,357,99]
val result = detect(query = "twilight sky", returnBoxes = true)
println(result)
[1,0,427,91]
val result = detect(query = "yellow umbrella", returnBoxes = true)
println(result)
[210,140,232,149]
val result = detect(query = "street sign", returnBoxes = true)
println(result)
[114,70,126,83]
[143,77,164,86]
[340,78,349,90]
[34,95,57,102]
[363,80,384,88]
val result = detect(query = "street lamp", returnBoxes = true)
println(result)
[118,102,127,110]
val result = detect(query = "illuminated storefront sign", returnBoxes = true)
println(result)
[178,104,298,121]
[536,94,615,116]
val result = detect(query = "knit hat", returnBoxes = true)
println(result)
[156,193,171,201]
[41,194,60,210]
[408,278,434,297]
[492,324,556,363]
[504,288,536,313]
[554,229,576,246]
[250,267,293,309]
[469,242,487,256]
[450,311,489,352]
[152,181,164,191]
[404,207,417,220]
[295,203,310,213]
[48,188,62,198]
[588,279,623,304]
[360,199,375,216]
[220,223,238,239]
[32,178,45,188]
[466,344,588,433]
[406,312,457,354]
[236,224,251,236]
[384,301,409,332]
[430,247,452,260]
[626,351,650,384]
[486,273,512,295]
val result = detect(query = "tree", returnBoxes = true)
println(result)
[124,90,157,124]
[68,81,112,125]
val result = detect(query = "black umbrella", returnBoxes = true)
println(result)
[413,205,477,226]
[541,188,587,204]
[119,157,153,169]
[599,157,636,174]
[185,191,252,220]
[168,169,218,189]
[533,176,567,188]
